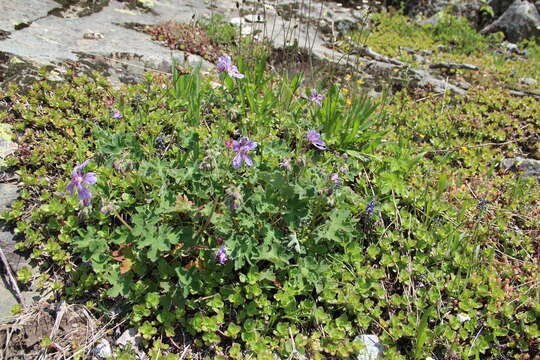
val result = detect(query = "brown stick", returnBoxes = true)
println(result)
[0,245,25,306]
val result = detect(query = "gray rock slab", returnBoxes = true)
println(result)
[0,183,18,214]
[0,183,38,325]
[0,0,214,88]
[0,281,39,324]
[0,229,28,272]
[0,0,59,31]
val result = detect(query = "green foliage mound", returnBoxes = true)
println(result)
[1,53,538,360]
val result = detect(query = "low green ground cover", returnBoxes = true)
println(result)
[1,11,539,360]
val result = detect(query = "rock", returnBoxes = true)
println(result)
[0,29,10,40]
[413,54,425,63]
[481,0,540,42]
[418,13,441,27]
[0,183,18,214]
[505,42,520,52]
[0,0,213,89]
[82,32,104,40]
[500,157,540,177]
[356,335,385,360]
[0,182,40,324]
[117,328,143,348]
[93,339,112,358]
[489,0,517,17]
[0,0,58,30]
[519,77,538,86]
[229,17,245,26]
[409,69,467,95]
[334,18,357,34]
[0,124,17,170]
[0,284,39,324]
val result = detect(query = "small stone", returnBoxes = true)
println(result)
[356,335,385,360]
[400,46,414,55]
[413,54,425,63]
[457,313,471,323]
[93,339,112,358]
[500,157,540,177]
[519,77,537,86]
[505,42,519,52]
[116,328,142,348]
[229,17,244,26]
[83,32,104,40]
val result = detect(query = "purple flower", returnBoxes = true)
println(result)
[216,55,244,79]
[330,173,341,186]
[306,130,326,150]
[232,137,258,169]
[216,247,228,264]
[113,110,123,119]
[66,160,97,207]
[477,198,488,211]
[365,199,375,217]
[308,88,324,107]
[279,158,292,171]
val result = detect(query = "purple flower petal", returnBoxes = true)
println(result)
[217,55,244,79]
[232,140,240,152]
[306,130,326,150]
[67,160,97,207]
[73,159,90,176]
[216,55,231,73]
[229,65,245,79]
[243,154,253,167]
[245,140,258,151]
[232,153,243,169]
[77,185,92,204]
[66,182,76,196]
[83,172,97,185]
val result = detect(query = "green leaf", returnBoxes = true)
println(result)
[414,306,432,358]
[146,292,160,309]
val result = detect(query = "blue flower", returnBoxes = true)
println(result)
[330,173,341,186]
[232,137,258,169]
[308,88,324,107]
[216,247,228,264]
[217,55,244,79]
[66,160,97,207]
[306,130,326,150]
[365,199,375,217]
